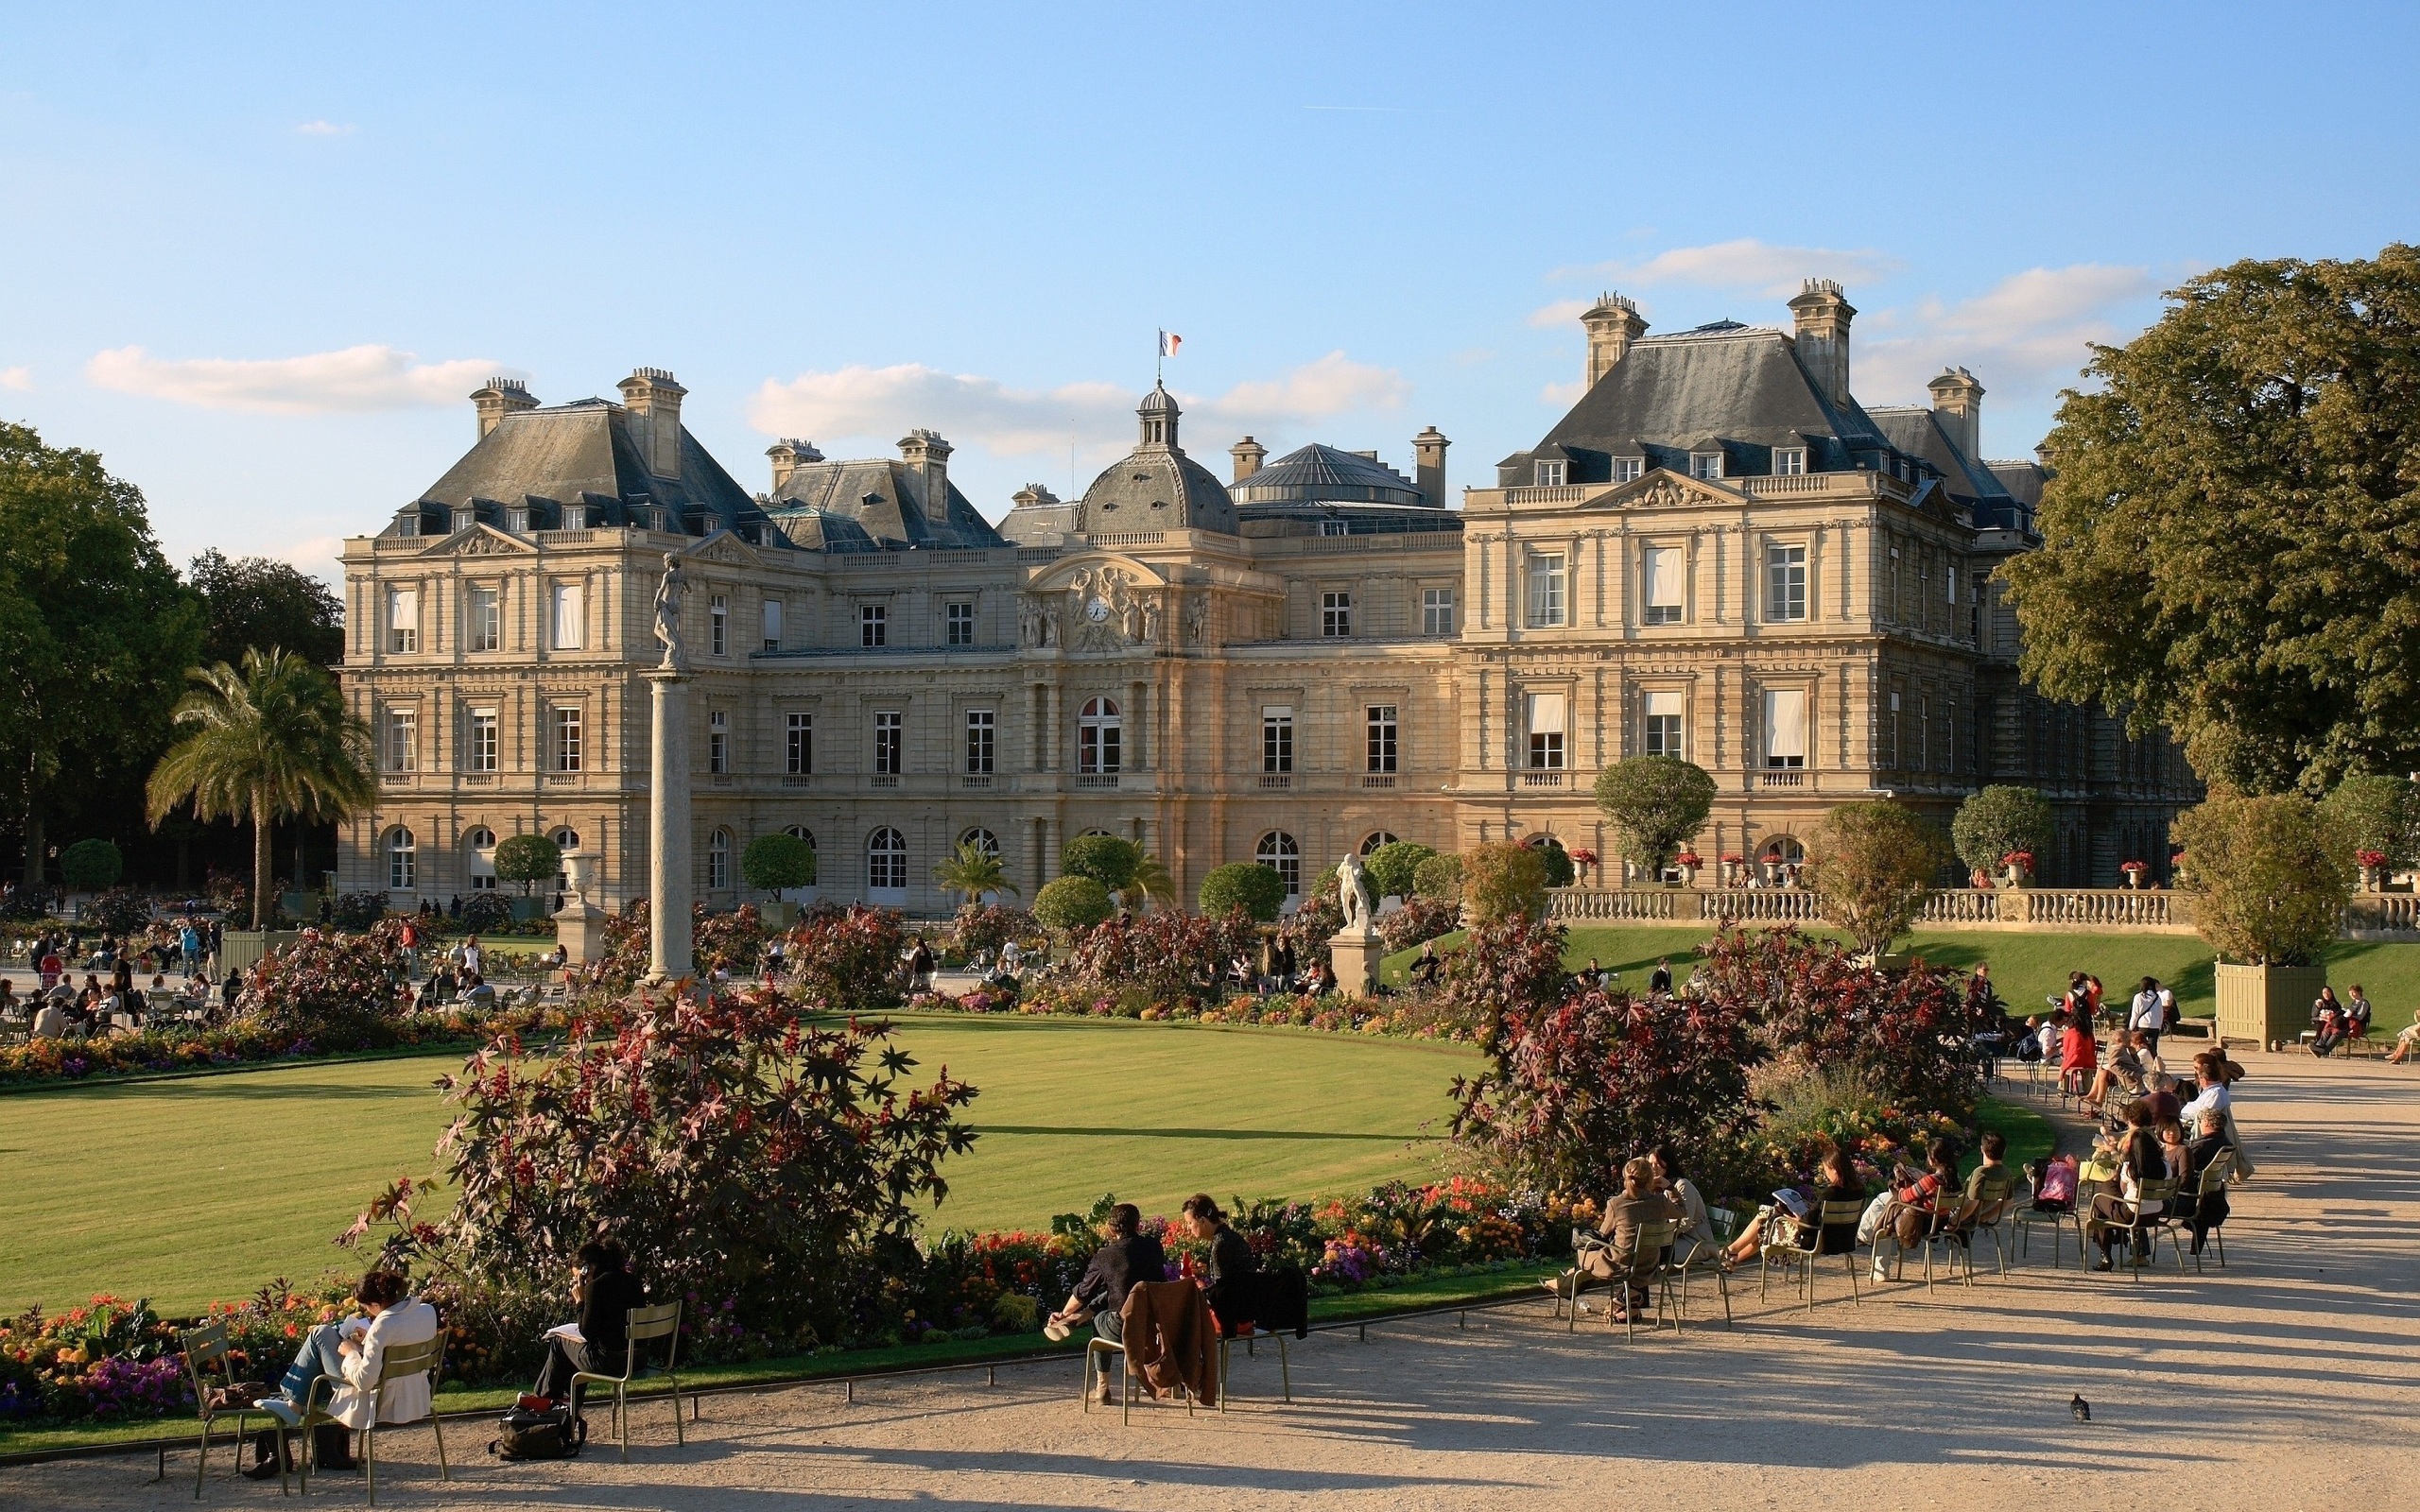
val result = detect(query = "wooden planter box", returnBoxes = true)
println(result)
[2213,961,2327,1049]
[219,930,302,972]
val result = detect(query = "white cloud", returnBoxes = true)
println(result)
[270,534,348,584]
[1539,378,1584,407]
[1527,298,1593,330]
[295,120,354,136]
[749,352,1409,459]
[0,367,29,391]
[86,344,508,414]
[1855,264,2159,405]
[1566,238,1905,299]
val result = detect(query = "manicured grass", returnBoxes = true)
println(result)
[1386,923,2420,1035]
[0,1015,1472,1316]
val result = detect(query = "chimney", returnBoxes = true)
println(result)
[470,377,537,439]
[616,368,687,479]
[1011,483,1061,509]
[1411,426,1449,507]
[765,438,822,493]
[1230,437,1266,483]
[1580,293,1648,386]
[898,429,953,516]
[1788,280,1857,408]
[1927,367,1984,460]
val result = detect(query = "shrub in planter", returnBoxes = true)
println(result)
[1059,834,1142,892]
[1200,862,1287,922]
[493,833,562,898]
[743,831,819,902]
[1806,800,1950,956]
[2172,792,2354,965]
[1593,755,1716,877]
[1950,785,2053,884]
[1033,875,1115,935]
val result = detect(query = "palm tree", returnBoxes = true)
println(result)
[934,838,1016,910]
[147,648,374,929]
[1125,851,1177,912]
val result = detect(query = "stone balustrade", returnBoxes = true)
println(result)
[1540,885,2420,938]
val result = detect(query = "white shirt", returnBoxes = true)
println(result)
[2176,1080,2231,1127]
[328,1298,441,1429]
[2128,989,2164,1031]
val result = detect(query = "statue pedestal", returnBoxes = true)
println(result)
[645,668,694,985]
[1328,927,1383,1000]
[553,902,608,966]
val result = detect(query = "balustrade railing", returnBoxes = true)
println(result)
[1547,885,2217,934]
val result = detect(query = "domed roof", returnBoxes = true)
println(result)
[1137,381,1180,415]
[1078,449,1236,534]
[1229,442,1428,508]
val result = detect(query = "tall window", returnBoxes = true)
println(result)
[1613,456,1644,483]
[1642,546,1683,625]
[965,709,995,774]
[1526,692,1566,769]
[1527,554,1565,627]
[1773,447,1806,475]
[1366,705,1398,773]
[761,597,783,651]
[385,708,417,773]
[1262,706,1294,773]
[1322,592,1352,638]
[710,594,729,656]
[873,711,903,775]
[945,601,976,645]
[1255,831,1302,898]
[386,586,419,653]
[959,827,1001,861]
[786,713,813,774]
[1886,690,1902,768]
[386,827,416,890]
[707,828,732,890]
[1078,697,1121,775]
[1917,696,1930,771]
[1644,691,1684,758]
[1766,543,1807,622]
[468,586,500,652]
[867,827,908,892]
[1762,688,1806,769]
[465,827,497,891]
[860,604,887,646]
[550,582,583,650]
[1889,546,1903,623]
[553,706,582,772]
[708,711,728,774]
[1423,588,1456,636]
[467,707,498,772]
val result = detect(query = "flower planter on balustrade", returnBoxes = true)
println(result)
[2213,962,2328,1050]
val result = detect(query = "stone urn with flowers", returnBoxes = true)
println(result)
[2000,850,2034,888]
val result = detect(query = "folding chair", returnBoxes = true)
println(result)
[1759,1201,1865,1314]
[1214,1321,1291,1407]
[1612,1220,1679,1340]
[167,1321,284,1499]
[294,1334,449,1504]
[568,1300,685,1462]
[1081,1330,1140,1424]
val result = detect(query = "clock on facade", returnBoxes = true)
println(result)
[1085,597,1111,623]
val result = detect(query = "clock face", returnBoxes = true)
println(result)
[1085,597,1111,623]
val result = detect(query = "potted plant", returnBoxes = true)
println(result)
[2000,850,2035,888]
[1673,850,1703,887]
[1720,851,1745,887]
[1567,847,1598,885]
[2355,850,2389,893]
[1593,755,1715,892]
[2171,794,2353,1049]
[2119,859,2150,889]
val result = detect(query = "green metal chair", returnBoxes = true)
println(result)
[1668,1208,1737,1332]
[568,1301,685,1461]
[170,1321,284,1499]
[294,1333,449,1504]
[2183,1148,2236,1272]
[1759,1200,1866,1314]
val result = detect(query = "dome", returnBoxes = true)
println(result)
[1137,381,1180,415]
[1228,442,1428,508]
[1078,449,1236,534]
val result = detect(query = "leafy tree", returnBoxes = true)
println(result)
[1200,861,1287,922]
[189,549,345,668]
[1059,833,1142,892]
[1122,851,1176,911]
[1949,785,2053,878]
[492,833,562,897]
[2000,246,2420,793]
[1362,840,1437,901]
[1033,875,1115,934]
[59,837,124,890]
[784,902,907,1012]
[743,831,818,900]
[0,423,205,886]
[1593,756,1716,875]
[1523,833,1576,888]
[2318,773,2420,871]
[932,838,1013,909]
[2172,793,2354,965]
[1460,840,1547,925]
[1435,914,1570,1043]
[1806,800,1949,956]
[144,648,373,928]
[1411,851,1462,900]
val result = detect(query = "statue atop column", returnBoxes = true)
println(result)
[652,552,688,670]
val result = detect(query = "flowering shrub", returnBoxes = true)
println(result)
[1068,910,1253,1005]
[1377,895,1461,953]
[694,903,764,975]
[239,920,414,1045]
[2000,850,2035,870]
[0,998,559,1088]
[2356,849,2389,869]
[785,903,907,1013]
[1437,915,1572,1045]
[948,903,1034,964]
[79,889,153,936]
[1275,891,1342,954]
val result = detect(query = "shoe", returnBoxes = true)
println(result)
[1043,1318,1071,1343]
[241,1431,289,1481]
[2092,1258,2114,1272]
[252,1397,300,1428]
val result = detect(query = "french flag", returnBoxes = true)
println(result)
[1159,330,1182,357]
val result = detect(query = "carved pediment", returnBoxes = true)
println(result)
[1588,470,1734,512]
[423,524,533,558]
[683,528,765,568]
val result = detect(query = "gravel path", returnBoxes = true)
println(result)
[14,1049,2416,1511]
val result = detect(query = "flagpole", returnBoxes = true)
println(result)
[1156,329,1163,386]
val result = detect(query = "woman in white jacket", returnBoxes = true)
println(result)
[250,1271,440,1477]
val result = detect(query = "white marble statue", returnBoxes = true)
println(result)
[652,552,688,669]
[1338,850,1376,936]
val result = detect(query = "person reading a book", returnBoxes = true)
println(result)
[247,1269,437,1478]
[531,1239,645,1414]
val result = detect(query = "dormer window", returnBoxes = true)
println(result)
[1773,447,1806,476]
[1689,452,1723,481]
[1533,459,1567,487]
[1613,457,1644,483]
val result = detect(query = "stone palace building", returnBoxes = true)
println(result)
[335,281,2196,914]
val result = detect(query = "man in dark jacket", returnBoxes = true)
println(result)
[1046,1204,1166,1328]
[533,1240,646,1413]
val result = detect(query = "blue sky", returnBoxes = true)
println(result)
[3,2,2413,580]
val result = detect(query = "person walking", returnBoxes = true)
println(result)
[2129,976,2167,1054]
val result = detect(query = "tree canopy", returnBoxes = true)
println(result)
[2001,246,2420,793]
[2172,793,2354,965]
[1199,861,1288,922]
[1806,801,1950,957]
[1950,785,2053,877]
[190,549,345,668]
[493,833,562,894]
[1059,833,1142,892]
[743,831,818,899]
[1593,756,1715,874]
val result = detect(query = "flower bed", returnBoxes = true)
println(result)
[0,1002,562,1090]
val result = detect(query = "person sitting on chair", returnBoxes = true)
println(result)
[1044,1204,1167,1401]
[1650,1143,1715,1260]
[2085,1102,2166,1270]
[2344,985,2374,1047]
[2175,1111,2234,1254]
[531,1240,645,1417]
[2311,987,2347,1057]
[1409,940,1443,988]
[1720,1143,1867,1271]
[249,1269,438,1479]
[1181,1194,1256,1322]
[1549,1157,1683,1322]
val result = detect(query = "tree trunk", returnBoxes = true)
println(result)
[252,787,272,930]
[21,806,42,888]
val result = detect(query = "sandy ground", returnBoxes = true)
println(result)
[12,1048,2418,1512]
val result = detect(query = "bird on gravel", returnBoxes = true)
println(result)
[2070,1394,2091,1422]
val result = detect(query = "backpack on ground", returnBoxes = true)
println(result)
[489,1401,586,1461]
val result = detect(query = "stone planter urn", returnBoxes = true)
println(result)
[2360,865,2384,894]
[2002,864,2031,889]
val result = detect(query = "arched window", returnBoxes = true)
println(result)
[1078,697,1121,775]
[387,827,417,891]
[707,828,734,890]
[1360,832,1399,854]
[1255,830,1301,898]
[1761,836,1805,866]
[868,827,908,893]
[550,826,580,852]
[785,824,816,850]
[464,826,497,890]
[959,827,1001,857]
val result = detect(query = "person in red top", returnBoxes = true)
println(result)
[2057,1007,2099,1098]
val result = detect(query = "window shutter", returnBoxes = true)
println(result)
[1644,547,1682,610]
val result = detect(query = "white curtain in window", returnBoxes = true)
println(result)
[1526,692,1565,735]
[389,586,418,632]
[1645,690,1685,721]
[552,583,583,649]
[1644,546,1682,610]
[761,598,782,645]
[1764,688,1807,762]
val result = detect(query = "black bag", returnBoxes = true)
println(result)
[489,1404,586,1461]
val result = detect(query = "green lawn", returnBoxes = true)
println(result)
[0,1015,1473,1315]
[1388,923,2420,1035]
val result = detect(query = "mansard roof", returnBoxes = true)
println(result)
[1230,443,1430,508]
[413,400,760,533]
[764,457,1007,551]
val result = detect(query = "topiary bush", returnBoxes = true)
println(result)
[458,892,514,934]
[743,832,818,900]
[79,888,152,936]
[60,838,125,891]
[1034,875,1115,934]
[1200,862,1288,922]
[1059,834,1143,892]
[1412,852,1462,900]
[1460,841,1547,924]
[492,833,562,897]
[1362,841,1437,902]
[2172,792,2355,965]
[1593,756,1716,876]
[1950,784,2052,880]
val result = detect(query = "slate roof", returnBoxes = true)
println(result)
[764,458,1007,550]
[1868,408,2034,531]
[1001,384,1238,539]
[400,400,764,536]
[1230,443,1430,508]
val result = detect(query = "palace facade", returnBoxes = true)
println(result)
[335,282,2196,914]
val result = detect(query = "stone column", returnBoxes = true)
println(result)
[646,668,694,984]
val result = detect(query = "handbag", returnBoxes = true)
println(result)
[489,1402,587,1461]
